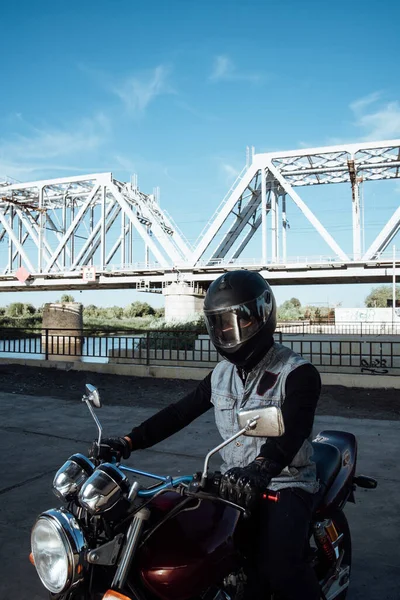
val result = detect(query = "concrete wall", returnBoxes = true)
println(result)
[163,282,205,322]
[42,302,83,331]
[335,307,400,323]
[0,357,208,381]
[42,302,83,360]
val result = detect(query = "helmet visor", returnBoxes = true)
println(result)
[204,290,272,350]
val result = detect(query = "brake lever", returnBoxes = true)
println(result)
[183,488,249,516]
[89,443,121,464]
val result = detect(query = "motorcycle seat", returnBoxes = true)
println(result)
[311,441,341,494]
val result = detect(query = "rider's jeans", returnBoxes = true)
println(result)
[243,487,320,600]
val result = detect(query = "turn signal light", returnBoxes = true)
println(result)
[103,591,132,600]
[262,492,280,503]
[29,552,35,565]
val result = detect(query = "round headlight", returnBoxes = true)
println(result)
[31,509,87,594]
[53,454,95,501]
[78,463,129,516]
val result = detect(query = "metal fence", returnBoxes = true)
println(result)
[0,328,214,365]
[282,338,399,375]
[0,327,399,375]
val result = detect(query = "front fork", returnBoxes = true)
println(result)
[111,508,150,591]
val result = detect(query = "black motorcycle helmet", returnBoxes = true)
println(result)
[203,270,277,368]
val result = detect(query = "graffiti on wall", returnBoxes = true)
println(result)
[336,307,400,324]
[360,358,389,375]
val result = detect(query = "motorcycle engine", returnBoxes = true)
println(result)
[200,569,247,600]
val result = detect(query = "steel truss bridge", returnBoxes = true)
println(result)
[1,139,400,293]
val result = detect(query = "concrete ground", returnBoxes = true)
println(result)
[0,391,399,600]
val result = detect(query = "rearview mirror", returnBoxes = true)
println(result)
[85,384,101,408]
[237,406,284,437]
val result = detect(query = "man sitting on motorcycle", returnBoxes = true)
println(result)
[100,270,321,600]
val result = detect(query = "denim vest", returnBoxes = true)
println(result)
[210,343,319,494]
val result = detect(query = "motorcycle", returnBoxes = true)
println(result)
[30,384,377,600]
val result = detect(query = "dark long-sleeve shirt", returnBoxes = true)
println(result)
[126,363,321,473]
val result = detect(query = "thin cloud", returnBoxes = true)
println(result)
[113,154,168,182]
[350,93,400,141]
[113,65,174,115]
[210,54,262,84]
[350,91,383,115]
[175,99,219,122]
[114,154,138,175]
[6,116,108,160]
[356,102,400,140]
[213,156,243,185]
[221,163,239,179]
[0,113,110,180]
[0,162,93,181]
[298,140,314,149]
[210,55,234,81]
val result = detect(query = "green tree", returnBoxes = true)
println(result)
[365,285,400,307]
[277,300,303,321]
[59,294,75,303]
[84,304,100,318]
[124,301,155,318]
[6,302,25,317]
[107,306,124,319]
[289,297,301,308]
[24,303,36,315]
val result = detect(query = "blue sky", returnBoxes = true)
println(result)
[1,0,400,309]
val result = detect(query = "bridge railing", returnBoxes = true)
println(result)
[0,327,399,375]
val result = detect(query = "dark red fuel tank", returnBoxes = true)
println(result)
[137,492,241,600]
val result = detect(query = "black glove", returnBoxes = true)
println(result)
[219,459,273,510]
[89,437,131,462]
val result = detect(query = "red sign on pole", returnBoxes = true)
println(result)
[15,266,31,283]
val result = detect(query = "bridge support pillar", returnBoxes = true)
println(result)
[42,302,83,360]
[163,282,205,322]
